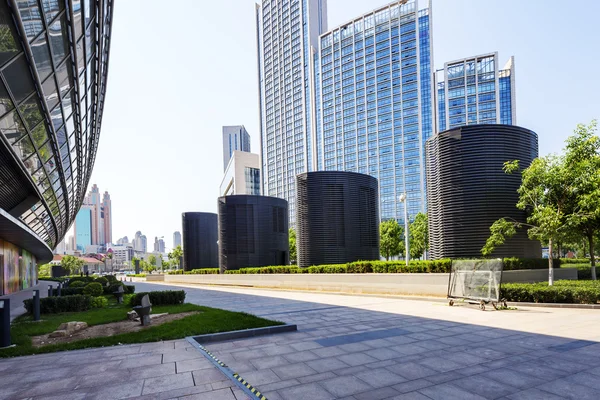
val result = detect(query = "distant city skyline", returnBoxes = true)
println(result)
[89,0,599,242]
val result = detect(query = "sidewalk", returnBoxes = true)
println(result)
[0,280,59,321]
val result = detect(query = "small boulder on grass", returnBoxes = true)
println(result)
[49,321,88,337]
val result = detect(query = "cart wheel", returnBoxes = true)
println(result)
[479,301,485,311]
[492,302,498,310]
[449,300,454,306]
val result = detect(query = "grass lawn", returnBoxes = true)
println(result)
[0,296,282,358]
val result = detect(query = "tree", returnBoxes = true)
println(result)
[563,120,600,279]
[289,229,297,264]
[380,219,405,261]
[409,212,428,259]
[168,245,183,269]
[482,148,577,286]
[147,254,157,266]
[61,255,84,275]
[38,263,52,276]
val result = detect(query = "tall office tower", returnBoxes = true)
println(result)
[0,1,113,294]
[315,0,433,223]
[75,206,93,251]
[173,231,181,248]
[87,184,101,244]
[220,151,261,196]
[153,237,159,252]
[133,231,147,252]
[435,52,515,132]
[256,0,328,224]
[222,126,251,171]
[158,238,165,253]
[102,191,112,244]
[140,235,147,253]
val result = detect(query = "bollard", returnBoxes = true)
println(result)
[33,290,40,321]
[57,283,62,297]
[0,299,10,348]
[48,284,53,297]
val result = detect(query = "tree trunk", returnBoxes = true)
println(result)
[589,232,597,281]
[548,238,554,286]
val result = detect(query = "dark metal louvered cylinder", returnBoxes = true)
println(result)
[296,171,380,268]
[218,195,289,272]
[181,212,218,270]
[426,124,541,259]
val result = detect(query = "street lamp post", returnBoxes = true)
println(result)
[399,193,410,267]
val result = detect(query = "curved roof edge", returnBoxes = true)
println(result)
[0,208,53,264]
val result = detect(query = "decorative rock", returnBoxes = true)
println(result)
[127,311,138,321]
[56,321,88,333]
[49,330,68,338]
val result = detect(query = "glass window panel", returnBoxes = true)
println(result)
[18,96,43,129]
[0,110,27,143]
[30,122,48,148]
[56,124,66,147]
[30,33,52,81]
[50,103,63,129]
[66,115,74,135]
[75,38,85,76]
[55,58,73,97]
[0,4,20,67]
[59,142,68,160]
[3,55,35,103]
[13,135,35,161]
[0,78,14,118]
[48,13,69,65]
[84,0,94,27]
[42,74,59,110]
[41,0,64,23]
[16,0,43,42]
[39,140,53,161]
[85,24,94,61]
[72,1,83,40]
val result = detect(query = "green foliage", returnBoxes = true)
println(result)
[380,219,404,260]
[105,275,118,284]
[501,281,600,304]
[185,269,219,275]
[23,295,92,314]
[289,228,297,264]
[148,254,157,266]
[130,290,186,307]
[502,258,557,271]
[409,212,429,259]
[560,258,590,264]
[60,255,85,275]
[225,266,304,274]
[39,277,69,283]
[482,219,518,256]
[38,263,52,277]
[167,245,183,269]
[95,277,108,286]
[67,276,94,286]
[130,273,147,277]
[560,263,594,280]
[52,287,84,296]
[83,282,103,297]
[69,281,86,288]
[90,296,108,308]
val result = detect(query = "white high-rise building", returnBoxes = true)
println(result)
[222,126,251,171]
[173,231,182,248]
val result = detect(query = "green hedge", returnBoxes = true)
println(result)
[23,295,92,314]
[91,296,108,308]
[501,281,600,304]
[103,283,135,295]
[39,277,69,283]
[224,260,452,274]
[52,287,83,296]
[130,290,186,307]
[560,264,595,280]
[83,282,103,297]
[560,258,590,265]
[130,274,147,277]
[168,269,219,275]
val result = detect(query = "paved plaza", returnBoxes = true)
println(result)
[2,282,600,399]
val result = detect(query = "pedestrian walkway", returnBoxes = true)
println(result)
[1,281,600,399]
[0,280,58,321]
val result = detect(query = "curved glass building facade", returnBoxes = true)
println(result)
[0,0,113,294]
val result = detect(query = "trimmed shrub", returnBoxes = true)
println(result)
[90,296,108,308]
[106,275,118,284]
[52,287,84,296]
[68,276,95,285]
[560,258,590,265]
[125,285,135,294]
[502,258,556,271]
[185,269,219,275]
[95,277,109,286]
[130,273,147,277]
[501,281,600,304]
[168,270,183,275]
[83,282,103,297]
[105,282,123,294]
[23,295,92,314]
[69,280,86,288]
[39,277,69,283]
[129,290,186,307]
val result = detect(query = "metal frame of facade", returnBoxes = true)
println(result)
[426,124,541,259]
[296,171,379,268]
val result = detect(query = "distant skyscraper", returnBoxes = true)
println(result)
[153,237,165,253]
[173,231,182,248]
[435,52,515,132]
[133,231,147,253]
[222,126,251,171]
[75,206,93,251]
[256,0,328,223]
[103,191,112,244]
[315,0,434,222]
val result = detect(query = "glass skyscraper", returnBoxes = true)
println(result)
[435,52,516,132]
[256,0,327,223]
[315,0,433,222]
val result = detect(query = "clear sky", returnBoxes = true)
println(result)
[89,0,600,250]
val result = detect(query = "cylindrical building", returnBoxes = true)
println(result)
[426,124,540,259]
[218,195,289,272]
[296,171,379,268]
[181,213,218,270]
